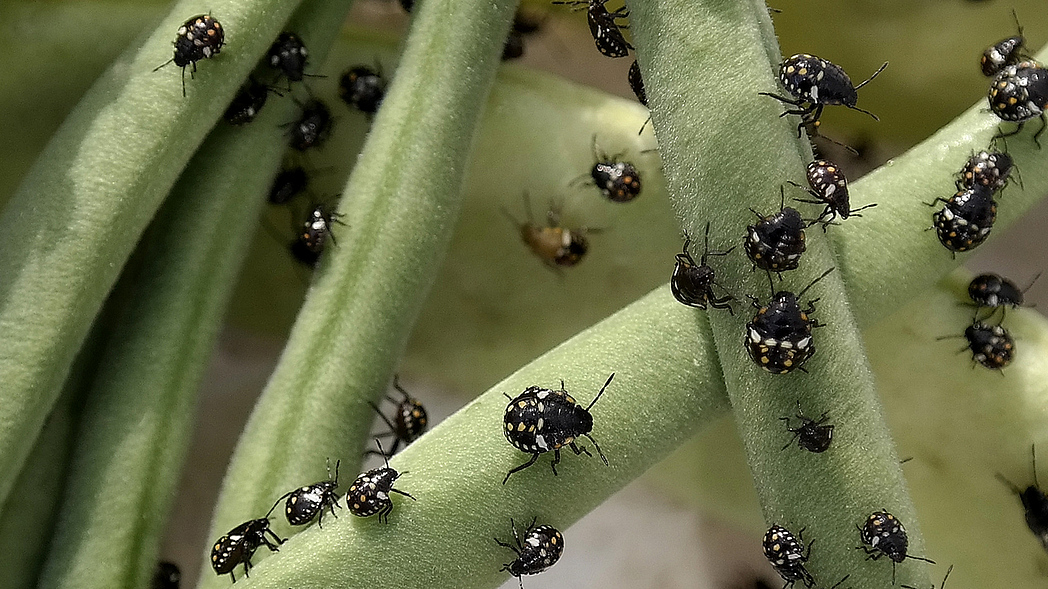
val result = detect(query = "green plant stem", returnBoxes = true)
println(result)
[629,0,929,586]
[0,0,307,507]
[203,286,729,589]
[198,0,520,585]
[0,386,78,589]
[27,2,357,588]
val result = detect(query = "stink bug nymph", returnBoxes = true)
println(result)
[551,0,632,58]
[759,54,888,134]
[154,14,225,97]
[503,193,592,269]
[745,268,833,375]
[930,184,998,254]
[628,59,646,106]
[502,373,613,484]
[745,189,807,275]
[224,78,272,125]
[495,518,565,588]
[788,159,876,227]
[981,12,1028,77]
[288,99,333,152]
[367,375,429,456]
[582,137,642,203]
[628,60,653,134]
[290,203,344,267]
[857,510,934,584]
[780,401,834,453]
[953,321,1015,370]
[210,515,284,581]
[346,440,416,522]
[988,60,1048,146]
[968,271,1039,319]
[273,459,342,528]
[957,150,1014,193]
[671,222,735,314]
[997,445,1048,551]
[339,66,387,114]
[762,525,815,589]
[267,32,310,84]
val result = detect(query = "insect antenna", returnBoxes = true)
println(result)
[586,372,615,411]
[853,61,889,90]
[797,268,835,300]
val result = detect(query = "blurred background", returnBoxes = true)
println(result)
[3,0,1048,587]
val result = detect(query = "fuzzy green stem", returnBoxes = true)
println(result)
[199,0,520,585]
[205,286,729,588]
[629,0,929,586]
[0,0,306,506]
[32,3,358,588]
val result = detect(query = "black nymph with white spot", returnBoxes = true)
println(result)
[551,0,632,58]
[858,510,934,584]
[628,59,646,106]
[367,375,429,457]
[339,66,387,114]
[502,373,613,484]
[272,459,341,527]
[968,272,1038,319]
[762,525,815,589]
[930,184,997,254]
[988,60,1048,146]
[267,32,310,84]
[154,14,225,97]
[210,515,284,581]
[981,12,1028,77]
[290,204,344,267]
[495,518,565,589]
[745,268,833,375]
[345,440,416,523]
[759,53,887,135]
[224,78,271,126]
[585,138,642,203]
[963,321,1015,370]
[288,99,333,152]
[745,189,807,274]
[788,159,876,227]
[957,150,1013,193]
[780,401,834,453]
[671,222,735,314]
[996,445,1048,551]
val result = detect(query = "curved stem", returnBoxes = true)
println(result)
[628,0,930,587]
[0,0,306,506]
[198,0,520,585]
[202,287,730,588]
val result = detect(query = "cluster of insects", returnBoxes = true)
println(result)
[505,134,645,269]
[147,7,1048,588]
[207,379,429,583]
[763,510,934,589]
[156,17,396,268]
[494,373,615,584]
[928,145,1013,255]
[209,446,414,582]
[935,271,1038,372]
